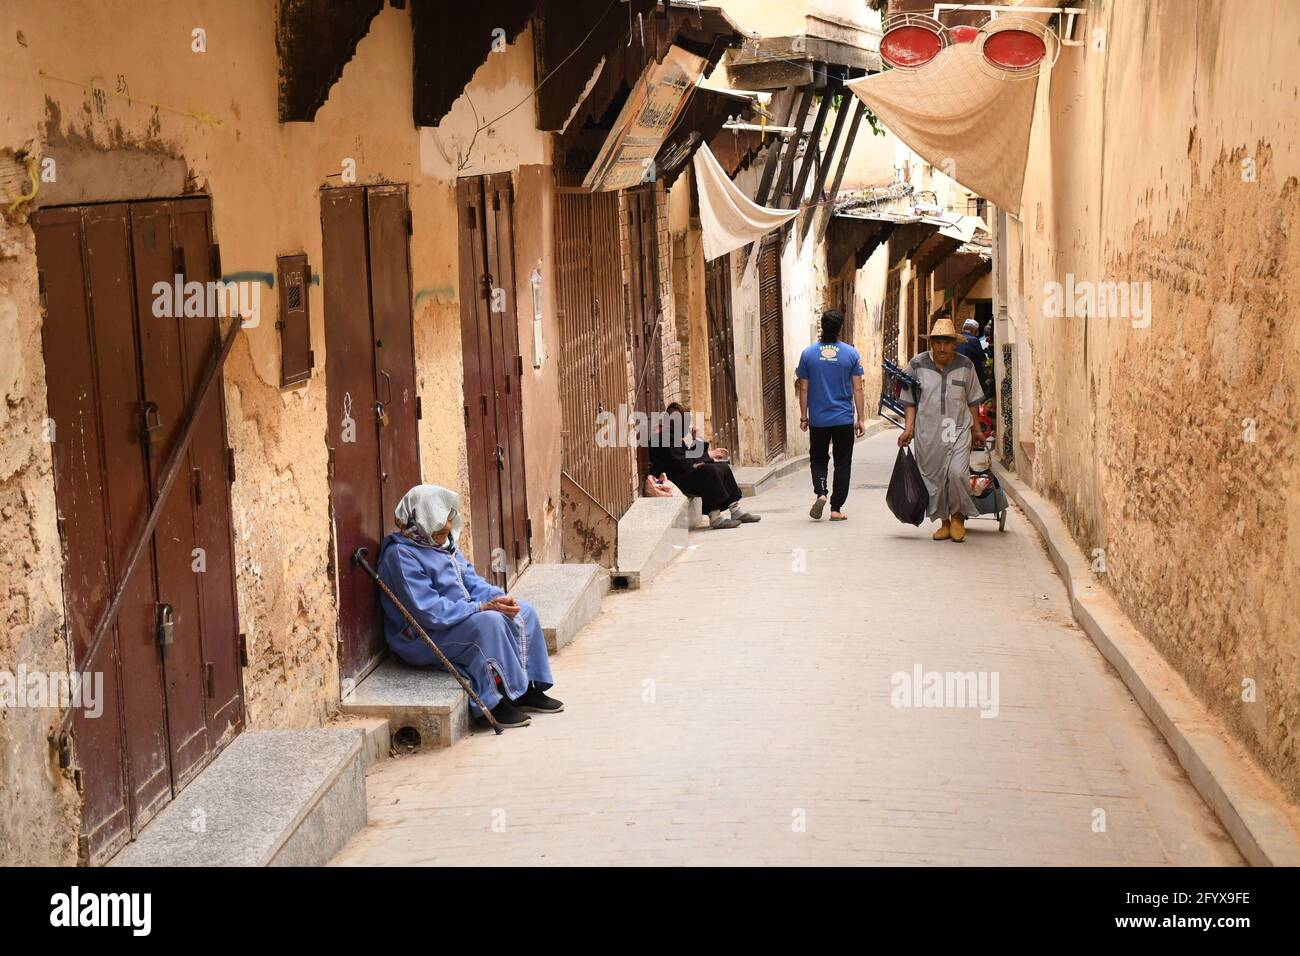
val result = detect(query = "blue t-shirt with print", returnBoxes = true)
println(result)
[796,340,863,428]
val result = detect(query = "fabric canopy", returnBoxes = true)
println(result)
[693,142,798,262]
[846,43,1039,213]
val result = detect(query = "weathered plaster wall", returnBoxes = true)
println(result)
[1017,0,1300,799]
[0,215,80,866]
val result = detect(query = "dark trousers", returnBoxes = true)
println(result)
[673,461,743,514]
[810,424,854,511]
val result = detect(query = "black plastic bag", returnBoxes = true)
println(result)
[886,446,928,526]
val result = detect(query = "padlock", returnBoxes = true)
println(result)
[157,603,175,646]
[376,402,390,428]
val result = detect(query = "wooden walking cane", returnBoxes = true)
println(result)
[351,548,504,735]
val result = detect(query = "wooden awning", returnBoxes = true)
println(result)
[411,0,539,126]
[708,127,769,178]
[277,0,385,122]
[826,214,895,275]
[555,3,747,177]
[655,89,759,189]
[277,0,542,126]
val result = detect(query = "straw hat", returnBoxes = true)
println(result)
[924,317,960,340]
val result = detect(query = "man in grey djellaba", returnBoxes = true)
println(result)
[896,317,986,542]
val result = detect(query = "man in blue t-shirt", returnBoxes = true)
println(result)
[795,310,866,521]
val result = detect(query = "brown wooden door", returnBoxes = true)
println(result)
[555,182,636,520]
[456,173,529,588]
[705,253,739,456]
[322,185,421,683]
[626,188,662,446]
[758,236,787,462]
[34,197,244,864]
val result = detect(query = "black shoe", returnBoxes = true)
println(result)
[514,682,564,714]
[486,696,531,728]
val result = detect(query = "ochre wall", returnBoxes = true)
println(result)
[1017,0,1300,799]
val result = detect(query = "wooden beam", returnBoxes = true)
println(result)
[800,89,852,241]
[752,90,798,208]
[768,86,816,211]
[783,89,833,211]
[815,98,868,243]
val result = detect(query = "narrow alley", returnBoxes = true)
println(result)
[333,434,1240,866]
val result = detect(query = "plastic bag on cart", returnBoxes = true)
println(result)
[886,447,928,526]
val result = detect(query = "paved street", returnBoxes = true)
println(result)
[333,431,1241,866]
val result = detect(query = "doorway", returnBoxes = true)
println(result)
[321,185,421,684]
[758,236,787,462]
[705,253,739,455]
[34,197,244,864]
[455,173,530,588]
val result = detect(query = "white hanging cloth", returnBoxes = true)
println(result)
[692,142,798,262]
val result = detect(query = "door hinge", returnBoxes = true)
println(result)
[210,243,222,279]
[516,355,524,376]
[37,270,47,309]
[464,404,470,426]
[226,447,236,483]
[415,395,422,420]
[327,446,335,480]
[525,517,532,540]
[238,633,249,667]
[56,516,67,549]
[309,348,316,370]
[205,662,215,698]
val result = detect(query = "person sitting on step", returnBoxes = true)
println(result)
[377,484,562,730]
[649,402,760,529]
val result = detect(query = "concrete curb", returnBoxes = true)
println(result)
[994,463,1300,867]
[736,418,894,497]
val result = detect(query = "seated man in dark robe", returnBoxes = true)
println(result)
[649,403,760,529]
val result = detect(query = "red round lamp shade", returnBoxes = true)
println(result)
[880,25,944,68]
[983,29,1047,69]
[949,25,979,44]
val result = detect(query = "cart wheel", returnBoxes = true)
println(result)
[998,508,1007,532]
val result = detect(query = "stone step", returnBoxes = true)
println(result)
[510,562,609,653]
[330,715,392,769]
[341,658,469,751]
[612,495,690,589]
[109,729,366,867]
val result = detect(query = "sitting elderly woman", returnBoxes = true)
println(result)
[377,484,562,729]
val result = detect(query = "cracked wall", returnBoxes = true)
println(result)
[1017,0,1300,800]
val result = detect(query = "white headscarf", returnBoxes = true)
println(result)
[394,484,462,550]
